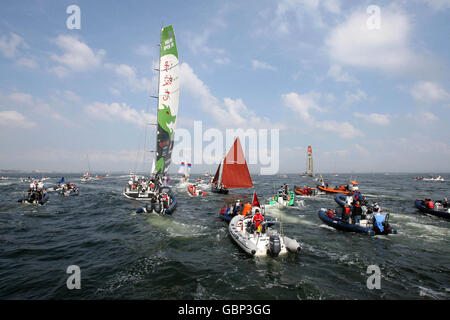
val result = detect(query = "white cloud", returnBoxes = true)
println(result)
[110,88,121,97]
[420,0,450,10]
[268,0,341,34]
[318,119,361,138]
[282,91,324,121]
[106,63,156,93]
[411,81,450,103]
[213,57,231,65]
[49,65,69,78]
[84,102,156,127]
[51,35,105,72]
[354,112,390,125]
[180,62,281,129]
[344,89,368,105]
[0,91,73,126]
[322,0,341,14]
[15,57,38,69]
[134,44,155,57]
[325,5,434,75]
[252,59,277,71]
[282,91,361,138]
[7,92,34,106]
[64,90,81,102]
[0,33,27,58]
[185,30,225,56]
[327,65,357,83]
[0,110,36,128]
[406,110,439,123]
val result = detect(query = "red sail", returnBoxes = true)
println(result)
[221,137,253,189]
[212,163,221,184]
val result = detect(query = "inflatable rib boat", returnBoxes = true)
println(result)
[136,187,177,215]
[317,185,353,195]
[414,200,450,219]
[18,192,49,205]
[188,184,207,196]
[268,191,295,206]
[318,208,397,235]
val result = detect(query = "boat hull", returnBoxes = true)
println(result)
[228,215,289,257]
[123,190,157,201]
[334,194,354,209]
[317,186,353,195]
[293,186,321,196]
[211,186,229,194]
[268,191,295,206]
[136,191,177,215]
[318,209,396,235]
[414,200,450,219]
[19,192,49,205]
[188,185,207,196]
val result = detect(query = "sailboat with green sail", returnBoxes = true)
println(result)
[125,25,179,214]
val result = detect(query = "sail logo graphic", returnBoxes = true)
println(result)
[164,38,174,51]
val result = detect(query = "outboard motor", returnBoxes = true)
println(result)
[268,235,281,257]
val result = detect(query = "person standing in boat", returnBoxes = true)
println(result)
[281,184,289,200]
[233,200,242,215]
[242,202,252,216]
[372,201,381,212]
[342,204,350,222]
[352,201,362,224]
[252,209,264,233]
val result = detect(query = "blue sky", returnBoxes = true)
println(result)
[0,0,449,174]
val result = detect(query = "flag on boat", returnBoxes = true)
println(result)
[185,162,191,177]
[251,191,261,208]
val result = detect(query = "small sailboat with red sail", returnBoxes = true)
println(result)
[211,137,253,194]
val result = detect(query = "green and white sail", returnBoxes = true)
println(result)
[155,25,179,177]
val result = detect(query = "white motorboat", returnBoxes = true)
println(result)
[229,214,301,257]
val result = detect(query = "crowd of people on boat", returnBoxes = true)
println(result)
[219,198,268,234]
[61,182,78,195]
[422,198,449,210]
[127,175,159,194]
[326,190,382,225]
[295,186,315,196]
[26,180,47,202]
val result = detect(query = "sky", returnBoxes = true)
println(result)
[0,0,449,174]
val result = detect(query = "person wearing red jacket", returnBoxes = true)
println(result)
[342,204,350,223]
[252,209,264,232]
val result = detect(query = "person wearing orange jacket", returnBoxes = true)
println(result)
[242,202,252,216]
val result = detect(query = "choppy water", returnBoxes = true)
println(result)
[0,173,449,300]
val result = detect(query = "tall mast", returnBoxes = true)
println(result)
[153,27,162,179]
